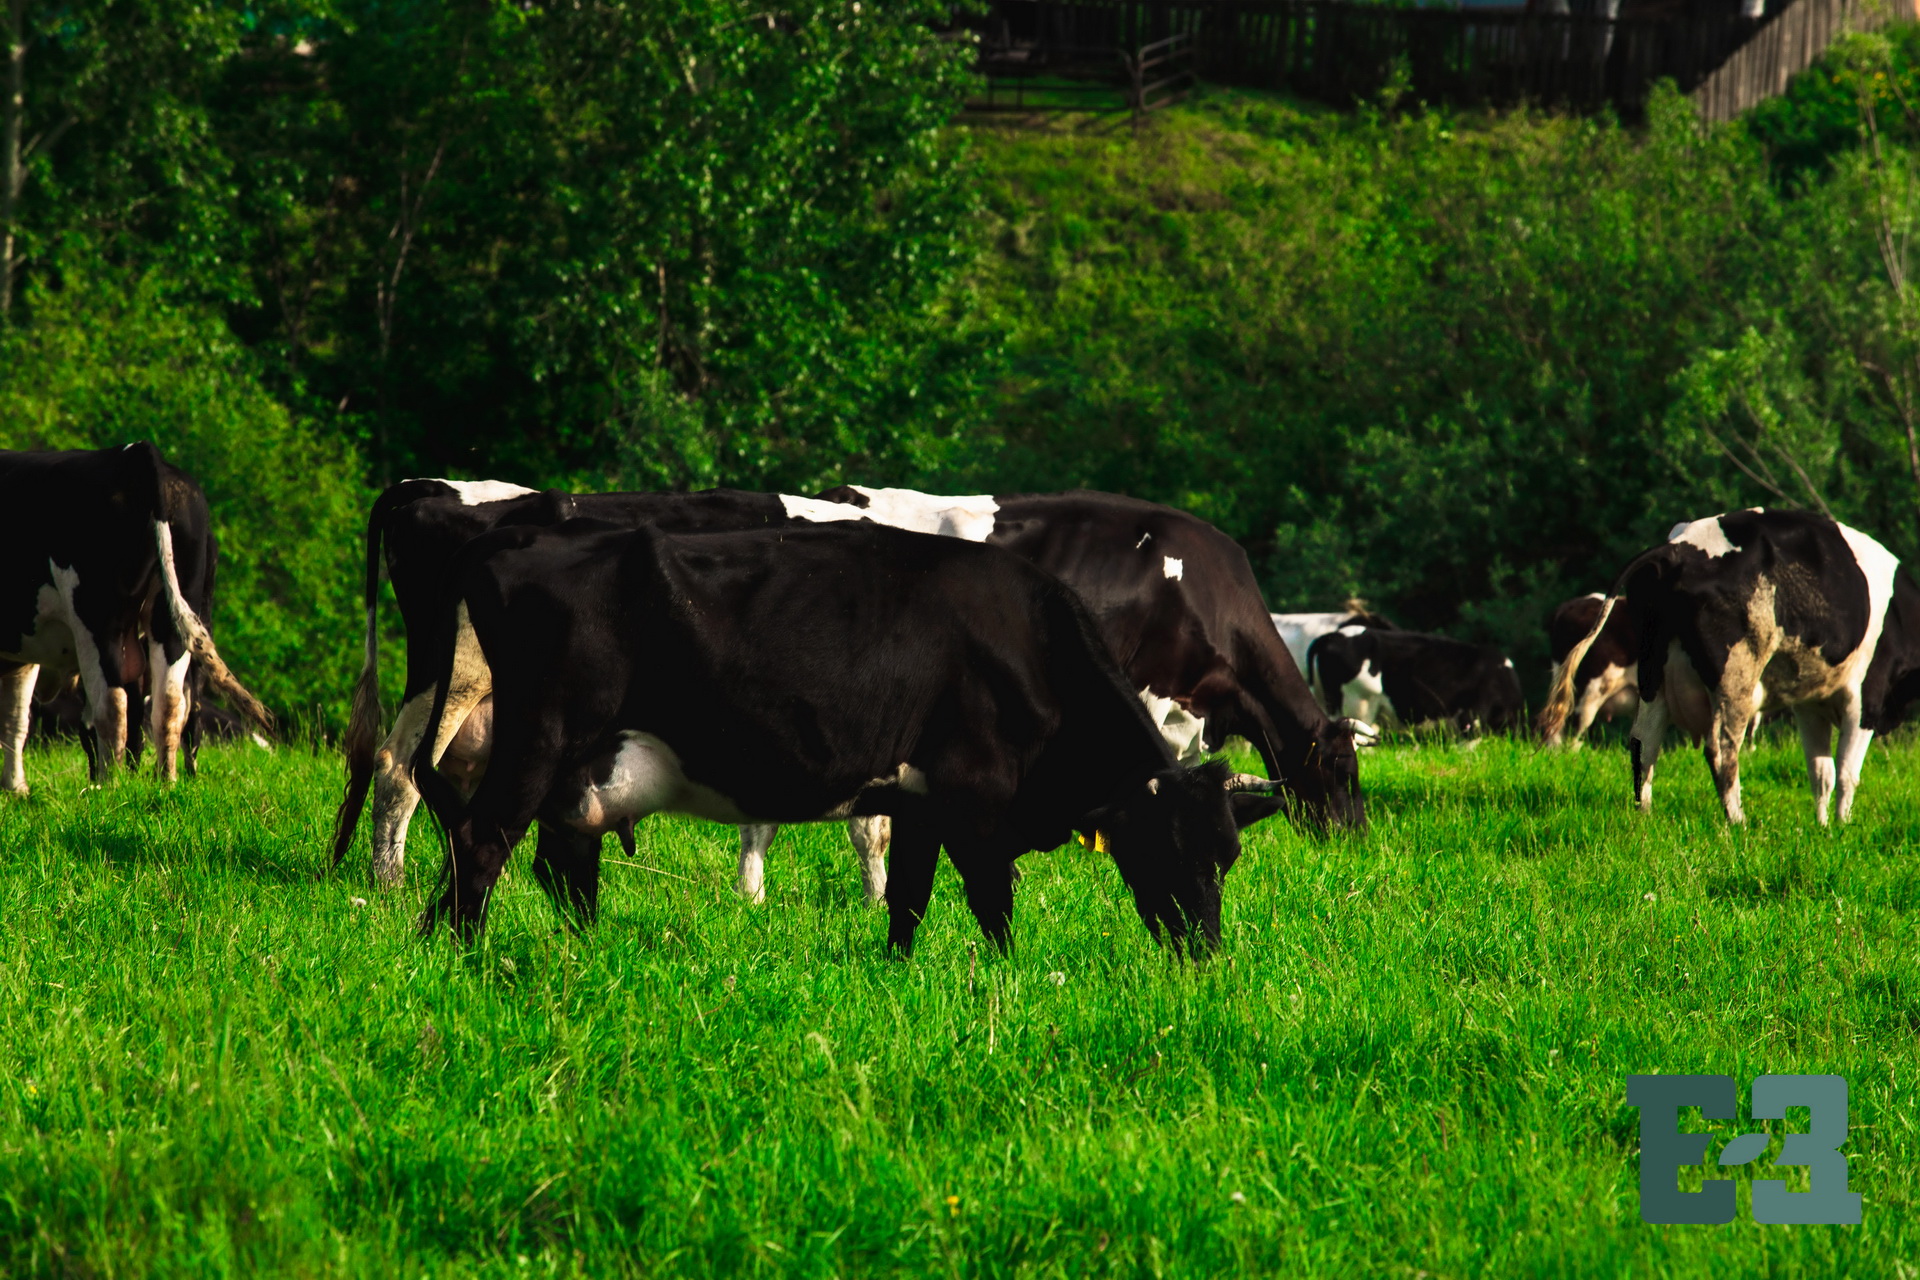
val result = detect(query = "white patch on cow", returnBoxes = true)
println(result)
[422,478,539,507]
[50,563,110,716]
[780,494,874,526]
[1584,591,1604,601]
[1504,657,1514,668]
[1138,688,1207,763]
[1162,556,1184,581]
[1668,516,1737,559]
[845,485,1000,542]
[894,762,931,794]
[1836,522,1900,670]
[1341,658,1391,728]
[566,731,753,831]
[1135,533,1151,549]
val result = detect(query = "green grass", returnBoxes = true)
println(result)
[2,730,1918,1276]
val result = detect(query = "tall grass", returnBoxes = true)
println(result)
[0,731,1915,1275]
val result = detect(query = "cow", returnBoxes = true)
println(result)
[332,481,1364,896]
[0,445,271,793]
[1305,626,1525,736]
[1541,593,1641,747]
[1540,508,1920,825]
[1269,603,1398,677]
[329,480,814,888]
[407,519,1286,952]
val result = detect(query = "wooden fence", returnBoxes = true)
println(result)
[967,0,1918,121]
[1692,0,1904,121]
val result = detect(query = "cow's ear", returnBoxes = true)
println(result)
[1228,791,1287,830]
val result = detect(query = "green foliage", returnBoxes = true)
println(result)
[0,265,369,729]
[3,737,1919,1273]
[206,0,990,490]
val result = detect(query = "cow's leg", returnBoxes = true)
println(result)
[1795,704,1837,826]
[530,822,603,929]
[1629,695,1670,813]
[428,816,524,941]
[1704,699,1753,825]
[370,683,489,887]
[146,641,191,784]
[82,686,128,785]
[1834,691,1875,826]
[738,823,776,903]
[885,816,942,958]
[1570,677,1607,748]
[368,693,434,887]
[950,845,1016,953]
[847,814,890,905]
[1,664,38,794]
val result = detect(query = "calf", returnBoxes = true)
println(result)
[410,520,1283,952]
[1540,593,1641,747]
[1306,627,1524,736]
[1541,509,1920,824]
[0,445,269,792]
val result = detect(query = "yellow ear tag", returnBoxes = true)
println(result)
[1094,831,1110,853]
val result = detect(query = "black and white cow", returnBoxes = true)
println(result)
[409,519,1285,952]
[1305,626,1524,736]
[1269,604,1398,677]
[1540,593,1640,747]
[333,481,1364,894]
[1542,509,1920,825]
[0,445,270,792]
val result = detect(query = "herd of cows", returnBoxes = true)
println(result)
[4,444,1919,953]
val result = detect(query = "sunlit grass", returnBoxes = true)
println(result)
[0,730,1915,1275]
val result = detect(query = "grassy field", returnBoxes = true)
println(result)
[1,729,1917,1277]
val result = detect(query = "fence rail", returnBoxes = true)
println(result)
[965,0,1916,121]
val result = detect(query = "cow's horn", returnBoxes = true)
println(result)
[1224,772,1280,793]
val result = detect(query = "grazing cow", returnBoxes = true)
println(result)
[1541,508,1920,824]
[1542,593,1641,747]
[1269,604,1398,677]
[329,480,814,887]
[0,445,270,793]
[409,520,1285,952]
[1306,626,1524,736]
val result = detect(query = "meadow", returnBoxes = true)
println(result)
[1,729,1917,1277]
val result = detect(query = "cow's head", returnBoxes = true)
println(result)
[1084,759,1272,953]
[1279,717,1366,832]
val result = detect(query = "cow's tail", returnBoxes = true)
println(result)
[327,499,392,870]
[151,517,275,737]
[1304,633,1331,713]
[1536,595,1619,742]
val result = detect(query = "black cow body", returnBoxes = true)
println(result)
[1542,593,1641,747]
[1305,627,1524,736]
[1541,509,1920,824]
[0,445,268,792]
[411,521,1281,951]
[330,480,799,885]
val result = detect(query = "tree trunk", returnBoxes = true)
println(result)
[1,0,26,321]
